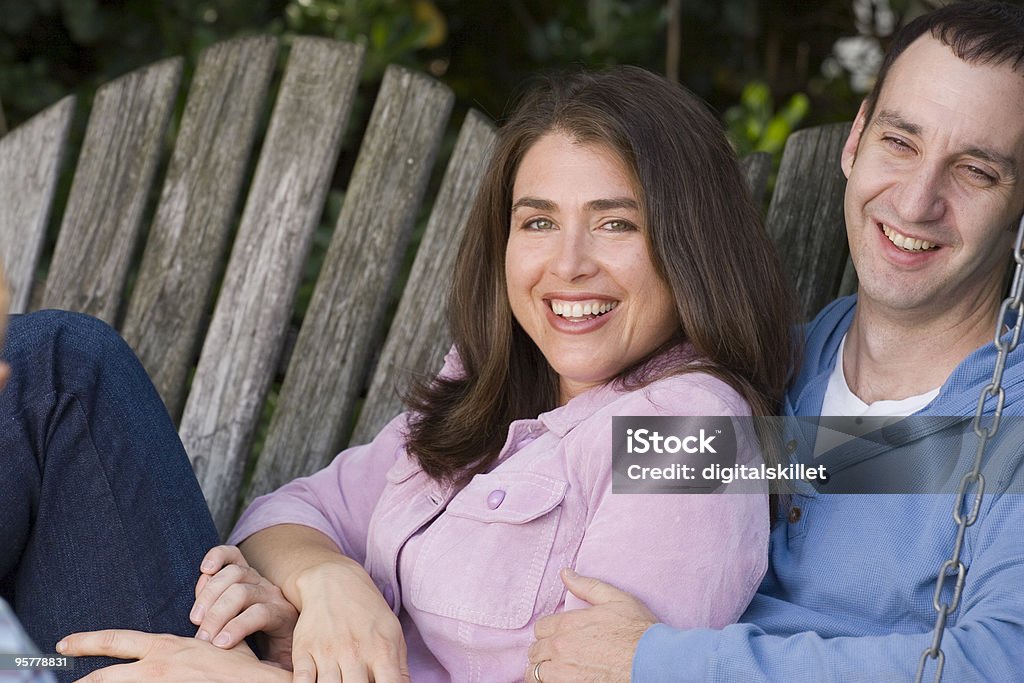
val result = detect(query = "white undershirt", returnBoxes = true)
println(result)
[815,334,940,454]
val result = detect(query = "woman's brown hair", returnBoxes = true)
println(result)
[405,65,795,486]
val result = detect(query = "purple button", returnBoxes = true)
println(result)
[486,489,506,509]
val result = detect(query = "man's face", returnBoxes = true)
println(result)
[841,35,1024,321]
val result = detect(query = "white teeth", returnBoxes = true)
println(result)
[550,299,618,320]
[881,224,937,252]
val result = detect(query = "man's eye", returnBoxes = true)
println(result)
[882,135,912,152]
[964,165,996,183]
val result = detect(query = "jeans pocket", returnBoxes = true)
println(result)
[408,471,567,629]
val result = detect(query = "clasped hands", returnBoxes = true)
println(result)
[59,544,410,682]
[58,548,652,682]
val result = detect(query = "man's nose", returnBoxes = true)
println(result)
[891,162,947,225]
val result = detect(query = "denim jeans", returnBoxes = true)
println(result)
[0,311,219,681]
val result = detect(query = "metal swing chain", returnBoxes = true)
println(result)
[914,214,1024,683]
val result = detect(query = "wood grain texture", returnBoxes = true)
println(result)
[245,66,455,506]
[42,59,183,323]
[351,110,495,445]
[179,38,365,533]
[765,122,852,321]
[121,36,278,420]
[739,151,771,207]
[0,96,75,313]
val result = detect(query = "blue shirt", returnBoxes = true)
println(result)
[633,296,1024,681]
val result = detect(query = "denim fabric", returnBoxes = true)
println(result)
[0,311,219,682]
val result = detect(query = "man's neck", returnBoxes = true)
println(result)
[843,297,1001,404]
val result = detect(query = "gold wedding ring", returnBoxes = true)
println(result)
[533,659,549,682]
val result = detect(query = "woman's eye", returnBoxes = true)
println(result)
[603,219,637,232]
[526,218,554,231]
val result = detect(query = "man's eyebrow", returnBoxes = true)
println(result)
[872,110,921,136]
[510,197,639,212]
[873,109,1019,178]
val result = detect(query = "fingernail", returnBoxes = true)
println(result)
[213,633,230,646]
[55,640,66,653]
[190,606,205,622]
[563,568,578,579]
[196,630,210,642]
[201,560,214,572]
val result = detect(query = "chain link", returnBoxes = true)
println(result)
[915,215,1024,682]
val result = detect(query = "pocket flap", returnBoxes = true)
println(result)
[446,471,567,524]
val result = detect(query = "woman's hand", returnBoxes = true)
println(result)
[288,558,411,683]
[192,544,299,668]
[57,630,290,682]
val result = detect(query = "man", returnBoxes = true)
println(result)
[527,2,1024,681]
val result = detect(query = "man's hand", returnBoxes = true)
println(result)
[526,569,657,683]
[57,629,290,682]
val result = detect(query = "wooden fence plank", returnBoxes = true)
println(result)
[246,66,455,506]
[0,96,75,313]
[351,111,495,446]
[180,38,365,533]
[42,59,183,323]
[121,36,279,420]
[765,122,851,321]
[739,151,772,207]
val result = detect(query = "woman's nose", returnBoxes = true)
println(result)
[548,226,599,281]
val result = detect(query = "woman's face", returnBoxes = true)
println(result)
[505,132,679,404]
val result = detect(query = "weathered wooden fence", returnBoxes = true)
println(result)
[0,35,853,534]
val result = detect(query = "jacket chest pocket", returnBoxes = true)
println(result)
[408,471,567,629]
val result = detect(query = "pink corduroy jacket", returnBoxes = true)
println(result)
[229,347,768,682]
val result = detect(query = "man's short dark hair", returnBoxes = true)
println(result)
[864,0,1024,125]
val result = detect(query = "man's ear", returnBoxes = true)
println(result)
[841,101,869,179]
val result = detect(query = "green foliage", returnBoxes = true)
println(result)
[282,0,446,81]
[725,81,810,159]
[0,0,283,127]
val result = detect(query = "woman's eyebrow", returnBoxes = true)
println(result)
[510,197,639,212]
[585,197,639,212]
[511,197,556,212]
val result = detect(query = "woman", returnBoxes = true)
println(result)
[63,66,794,681]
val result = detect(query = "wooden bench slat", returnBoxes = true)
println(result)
[120,36,279,420]
[42,59,183,323]
[180,38,366,533]
[246,66,455,506]
[765,122,852,321]
[739,151,772,208]
[0,96,75,313]
[351,111,496,446]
